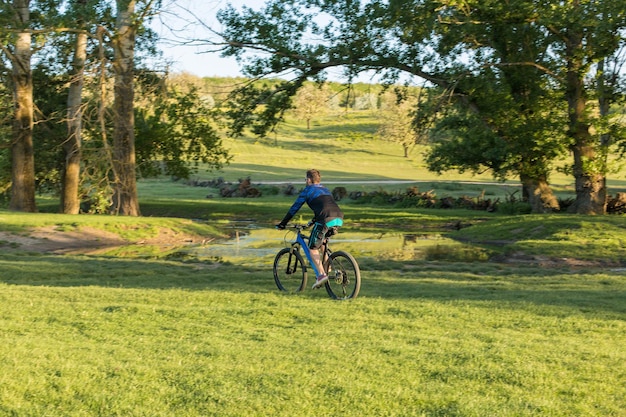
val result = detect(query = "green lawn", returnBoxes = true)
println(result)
[1,111,625,416]
[1,250,624,416]
[1,202,625,416]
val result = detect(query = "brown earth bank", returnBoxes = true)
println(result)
[0,226,625,269]
[0,226,618,269]
[0,226,202,255]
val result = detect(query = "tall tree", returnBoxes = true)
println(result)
[422,0,567,213]
[61,0,88,214]
[211,0,626,214]
[1,0,37,212]
[108,0,162,216]
[541,0,626,214]
[110,0,140,215]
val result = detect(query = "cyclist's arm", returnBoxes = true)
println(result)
[278,189,308,226]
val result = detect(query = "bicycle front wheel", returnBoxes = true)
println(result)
[324,251,361,300]
[273,247,308,293]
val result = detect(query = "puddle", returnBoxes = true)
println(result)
[187,225,458,265]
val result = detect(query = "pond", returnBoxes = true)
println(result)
[186,223,465,267]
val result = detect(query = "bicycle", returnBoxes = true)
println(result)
[273,222,361,300]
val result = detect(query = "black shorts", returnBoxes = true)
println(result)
[309,222,339,250]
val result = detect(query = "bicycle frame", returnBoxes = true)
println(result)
[274,223,361,299]
[293,227,327,277]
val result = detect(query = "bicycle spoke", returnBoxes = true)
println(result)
[324,251,360,300]
[273,247,307,293]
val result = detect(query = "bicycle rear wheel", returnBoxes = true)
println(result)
[273,247,308,293]
[324,251,361,300]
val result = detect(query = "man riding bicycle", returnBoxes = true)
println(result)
[276,169,344,289]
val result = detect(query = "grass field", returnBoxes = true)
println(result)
[1,248,624,416]
[1,111,625,416]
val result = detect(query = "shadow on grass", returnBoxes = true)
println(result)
[1,253,624,318]
[207,162,412,182]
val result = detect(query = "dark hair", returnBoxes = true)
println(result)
[306,169,321,183]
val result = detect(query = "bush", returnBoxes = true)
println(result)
[497,201,532,215]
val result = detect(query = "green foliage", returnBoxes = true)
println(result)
[213,0,626,215]
[135,79,231,179]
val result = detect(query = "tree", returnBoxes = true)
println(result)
[61,0,88,214]
[292,82,330,129]
[541,1,626,214]
[211,0,626,214]
[420,0,567,213]
[1,0,37,212]
[134,77,231,179]
[377,90,420,158]
[110,0,140,215]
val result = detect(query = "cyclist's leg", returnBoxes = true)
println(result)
[322,226,340,268]
[309,223,329,288]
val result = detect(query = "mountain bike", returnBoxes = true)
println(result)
[273,223,361,300]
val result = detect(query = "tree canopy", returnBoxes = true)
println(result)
[1,0,626,215]
[209,0,626,214]
[0,0,231,214]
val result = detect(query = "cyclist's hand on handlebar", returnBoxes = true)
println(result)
[275,223,286,230]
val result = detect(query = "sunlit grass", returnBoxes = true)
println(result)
[2,109,626,416]
[0,253,624,416]
[209,111,626,192]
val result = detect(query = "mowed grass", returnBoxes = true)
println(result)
[1,252,625,416]
[203,112,626,194]
[2,110,626,416]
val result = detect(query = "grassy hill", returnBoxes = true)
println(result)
[193,110,626,200]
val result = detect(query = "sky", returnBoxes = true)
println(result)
[151,0,382,83]
[152,0,269,78]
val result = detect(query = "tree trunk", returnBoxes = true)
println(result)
[61,30,87,214]
[9,0,37,213]
[111,0,140,216]
[569,142,607,214]
[564,31,606,215]
[520,173,560,213]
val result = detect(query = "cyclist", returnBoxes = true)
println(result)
[276,169,344,289]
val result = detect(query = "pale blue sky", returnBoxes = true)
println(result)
[153,0,257,78]
[152,0,383,83]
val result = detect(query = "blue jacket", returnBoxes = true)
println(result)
[281,184,343,225]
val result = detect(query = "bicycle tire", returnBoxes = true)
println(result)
[273,247,308,293]
[324,250,361,300]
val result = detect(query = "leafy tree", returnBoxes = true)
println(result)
[109,0,142,215]
[538,1,626,214]
[0,0,38,212]
[210,0,626,214]
[377,90,420,158]
[292,82,330,129]
[60,0,90,214]
[420,0,569,213]
[134,77,230,179]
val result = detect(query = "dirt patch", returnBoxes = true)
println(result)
[0,226,202,255]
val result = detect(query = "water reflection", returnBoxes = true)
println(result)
[188,226,455,266]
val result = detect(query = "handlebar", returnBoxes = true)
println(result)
[275,221,315,231]
[289,223,312,231]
